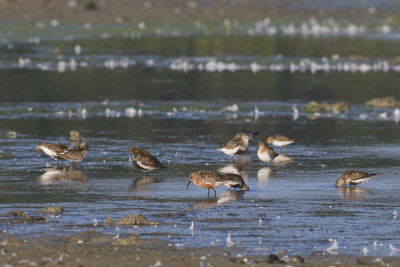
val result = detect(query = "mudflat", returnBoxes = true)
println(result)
[1,231,400,266]
[1,0,400,266]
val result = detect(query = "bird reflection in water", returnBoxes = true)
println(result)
[257,167,274,187]
[191,191,245,210]
[218,164,248,179]
[272,154,293,165]
[39,166,87,186]
[129,176,161,200]
[337,186,372,201]
[232,155,251,165]
[131,176,160,190]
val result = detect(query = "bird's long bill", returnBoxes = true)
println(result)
[241,184,250,191]
[186,180,191,191]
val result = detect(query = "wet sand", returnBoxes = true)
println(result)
[1,231,400,267]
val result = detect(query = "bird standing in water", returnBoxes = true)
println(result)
[218,173,249,191]
[186,170,249,197]
[128,147,166,175]
[36,142,69,162]
[267,135,295,153]
[56,143,89,163]
[218,131,259,156]
[257,141,278,166]
[335,170,376,187]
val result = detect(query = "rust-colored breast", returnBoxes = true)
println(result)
[192,175,216,189]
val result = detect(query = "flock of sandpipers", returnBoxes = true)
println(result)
[36,130,376,197]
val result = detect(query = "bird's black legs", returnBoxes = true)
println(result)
[207,188,217,198]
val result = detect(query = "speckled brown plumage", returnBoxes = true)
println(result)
[222,138,243,150]
[57,143,88,162]
[233,131,259,140]
[186,170,249,197]
[335,170,376,187]
[257,141,278,166]
[36,142,69,160]
[217,173,249,191]
[129,147,166,175]
[218,131,258,156]
[186,170,221,197]
[267,135,295,153]
[196,170,221,183]
[267,135,294,143]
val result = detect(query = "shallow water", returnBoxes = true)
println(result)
[1,21,400,257]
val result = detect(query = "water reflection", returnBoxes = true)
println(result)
[217,190,245,204]
[39,166,87,185]
[131,176,160,190]
[337,187,372,201]
[191,191,245,209]
[217,164,248,179]
[232,155,251,165]
[257,167,274,187]
[273,154,293,165]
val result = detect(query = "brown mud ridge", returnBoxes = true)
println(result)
[0,231,294,267]
[0,208,65,225]
[1,230,399,267]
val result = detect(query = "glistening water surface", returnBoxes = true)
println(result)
[1,21,400,257]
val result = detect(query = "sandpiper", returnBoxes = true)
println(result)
[57,143,89,163]
[36,142,68,162]
[267,135,295,153]
[128,147,166,175]
[186,170,248,198]
[218,173,249,191]
[186,170,222,197]
[218,130,259,156]
[335,170,376,187]
[257,141,278,166]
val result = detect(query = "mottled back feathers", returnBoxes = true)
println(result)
[57,143,89,162]
[336,170,376,187]
[129,147,166,173]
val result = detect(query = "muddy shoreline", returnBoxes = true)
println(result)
[1,231,399,266]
